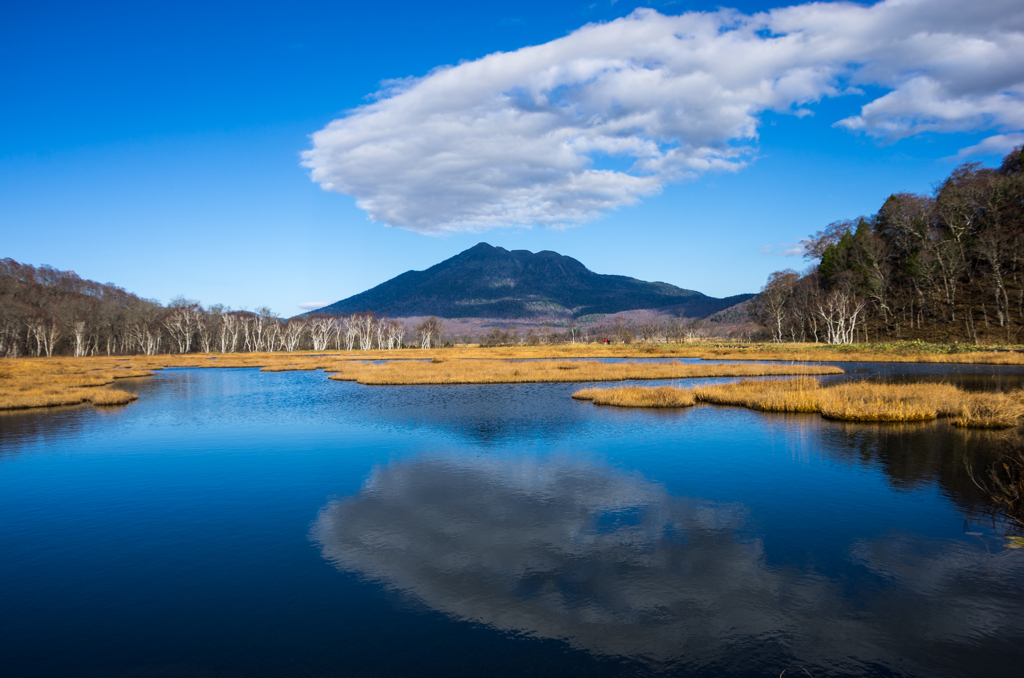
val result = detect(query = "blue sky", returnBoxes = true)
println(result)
[3,0,1022,315]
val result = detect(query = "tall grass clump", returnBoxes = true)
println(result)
[817,382,959,422]
[575,378,1024,428]
[573,386,696,408]
[691,377,822,413]
[88,389,139,406]
[952,393,1024,429]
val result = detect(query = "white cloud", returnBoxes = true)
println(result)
[304,0,1024,234]
[954,133,1024,159]
[761,242,806,256]
[298,302,330,310]
[313,453,1024,668]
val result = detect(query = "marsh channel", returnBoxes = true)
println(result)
[2,360,1024,677]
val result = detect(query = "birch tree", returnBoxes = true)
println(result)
[282,319,307,352]
[416,317,444,349]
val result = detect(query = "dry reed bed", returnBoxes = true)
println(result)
[4,341,1019,412]
[688,347,1024,365]
[104,343,1024,365]
[0,353,839,411]
[0,358,149,410]
[322,360,843,385]
[277,344,1024,365]
[573,377,1024,428]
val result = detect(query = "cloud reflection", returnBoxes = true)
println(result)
[312,453,1024,673]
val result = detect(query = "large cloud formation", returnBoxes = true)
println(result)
[303,0,1024,233]
[312,453,1024,673]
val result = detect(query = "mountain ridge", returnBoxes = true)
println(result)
[311,243,754,319]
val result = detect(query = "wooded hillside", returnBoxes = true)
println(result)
[756,146,1024,344]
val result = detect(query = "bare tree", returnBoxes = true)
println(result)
[634,311,663,344]
[350,312,376,350]
[282,319,307,352]
[384,319,406,349]
[197,305,222,353]
[263,315,282,352]
[308,315,333,351]
[71,320,89,357]
[343,316,358,351]
[163,300,202,353]
[757,270,799,342]
[416,317,444,349]
[218,312,241,353]
[816,277,868,344]
[30,315,60,357]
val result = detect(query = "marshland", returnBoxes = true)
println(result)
[6,339,1024,411]
[573,378,1024,428]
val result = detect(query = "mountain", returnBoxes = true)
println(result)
[312,243,754,320]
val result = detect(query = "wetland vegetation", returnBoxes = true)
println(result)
[0,348,841,410]
[573,377,1024,428]
[7,339,1024,411]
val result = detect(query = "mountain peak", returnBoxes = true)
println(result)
[312,245,752,320]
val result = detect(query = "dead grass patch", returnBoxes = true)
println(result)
[575,378,1024,428]
[677,344,1024,366]
[5,340,1019,413]
[952,393,1024,429]
[0,352,840,412]
[88,389,139,406]
[573,386,696,408]
[323,360,842,385]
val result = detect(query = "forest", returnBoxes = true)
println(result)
[756,145,1024,344]
[0,259,446,357]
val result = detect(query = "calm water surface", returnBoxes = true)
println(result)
[2,365,1023,677]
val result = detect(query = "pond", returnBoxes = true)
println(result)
[1,365,1023,677]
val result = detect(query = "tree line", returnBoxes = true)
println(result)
[0,255,766,357]
[0,259,448,357]
[468,312,760,346]
[755,145,1024,344]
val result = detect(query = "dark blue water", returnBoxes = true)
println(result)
[2,367,1023,677]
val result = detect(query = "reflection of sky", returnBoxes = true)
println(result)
[314,453,1024,675]
[5,367,1024,677]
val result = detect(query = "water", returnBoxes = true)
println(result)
[2,366,1023,677]
[514,356,1024,391]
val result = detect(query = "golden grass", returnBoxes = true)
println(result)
[0,384,138,410]
[322,360,842,385]
[572,386,696,408]
[574,377,1024,428]
[0,352,839,411]
[381,342,1024,365]
[669,342,1024,365]
[0,357,154,411]
[690,376,825,413]
[86,389,139,406]
[951,393,1024,429]
[3,340,1020,413]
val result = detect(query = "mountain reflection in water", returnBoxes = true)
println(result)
[313,453,1024,675]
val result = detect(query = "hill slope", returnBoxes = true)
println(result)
[313,243,753,319]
